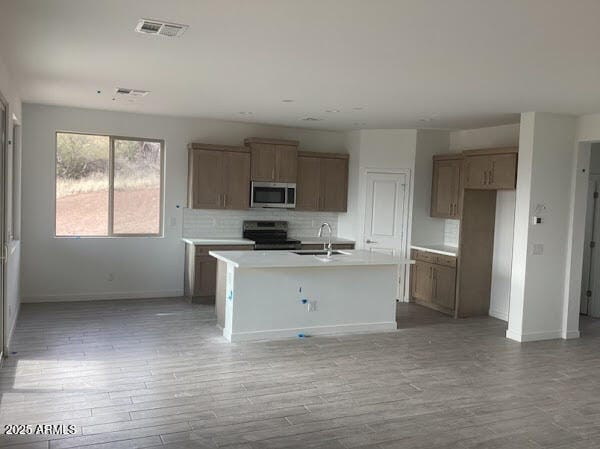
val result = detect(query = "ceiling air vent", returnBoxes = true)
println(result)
[115,88,150,98]
[135,19,188,37]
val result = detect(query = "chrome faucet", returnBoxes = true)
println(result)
[318,222,333,256]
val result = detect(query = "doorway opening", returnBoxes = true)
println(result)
[581,144,600,319]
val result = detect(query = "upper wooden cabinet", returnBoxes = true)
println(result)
[244,138,299,182]
[188,143,251,210]
[296,152,349,212]
[463,147,518,190]
[431,154,462,219]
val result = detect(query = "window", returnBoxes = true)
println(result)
[55,132,164,237]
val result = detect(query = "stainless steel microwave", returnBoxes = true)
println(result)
[251,182,296,209]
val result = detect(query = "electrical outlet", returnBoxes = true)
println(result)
[532,243,544,255]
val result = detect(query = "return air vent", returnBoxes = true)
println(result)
[115,88,150,98]
[135,19,188,37]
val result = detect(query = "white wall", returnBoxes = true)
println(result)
[337,129,418,301]
[0,53,22,349]
[338,129,418,246]
[507,112,577,342]
[449,123,520,321]
[450,124,521,150]
[411,130,449,246]
[338,131,362,240]
[21,104,346,302]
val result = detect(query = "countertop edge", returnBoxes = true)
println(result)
[183,237,356,246]
[209,250,413,269]
[410,245,458,257]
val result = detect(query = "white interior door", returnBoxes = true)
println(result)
[362,170,409,298]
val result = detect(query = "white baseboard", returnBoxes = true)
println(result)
[488,308,508,322]
[563,330,580,339]
[506,328,563,342]
[224,321,398,342]
[22,290,184,303]
[6,301,20,350]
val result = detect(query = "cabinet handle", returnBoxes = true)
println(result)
[272,167,275,180]
[483,171,488,185]
[489,166,494,184]
[223,193,227,207]
[217,194,221,206]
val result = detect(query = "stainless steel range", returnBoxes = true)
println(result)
[242,221,301,250]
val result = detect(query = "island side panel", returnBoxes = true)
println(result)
[215,259,227,329]
[223,263,236,340]
[227,265,397,341]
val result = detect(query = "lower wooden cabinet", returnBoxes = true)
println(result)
[431,264,456,310]
[185,244,254,302]
[185,242,356,303]
[410,249,457,315]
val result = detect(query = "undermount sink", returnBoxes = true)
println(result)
[292,250,350,256]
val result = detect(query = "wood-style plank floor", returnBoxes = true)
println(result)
[1,299,600,449]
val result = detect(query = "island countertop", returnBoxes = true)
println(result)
[209,249,413,269]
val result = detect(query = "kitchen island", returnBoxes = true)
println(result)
[209,249,413,342]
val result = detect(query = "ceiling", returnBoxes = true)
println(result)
[0,0,599,130]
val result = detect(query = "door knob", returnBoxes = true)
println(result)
[366,239,378,244]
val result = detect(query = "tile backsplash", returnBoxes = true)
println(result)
[183,208,340,239]
[443,219,460,247]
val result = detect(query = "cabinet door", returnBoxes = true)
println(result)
[320,157,348,212]
[224,151,251,209]
[296,156,321,211]
[191,150,225,209]
[412,260,433,302]
[463,155,492,190]
[194,256,217,297]
[431,158,461,218]
[250,143,276,181]
[489,153,517,190]
[432,265,456,310]
[275,145,298,182]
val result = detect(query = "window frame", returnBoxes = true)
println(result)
[54,131,165,238]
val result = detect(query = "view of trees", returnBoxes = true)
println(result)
[56,133,161,236]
